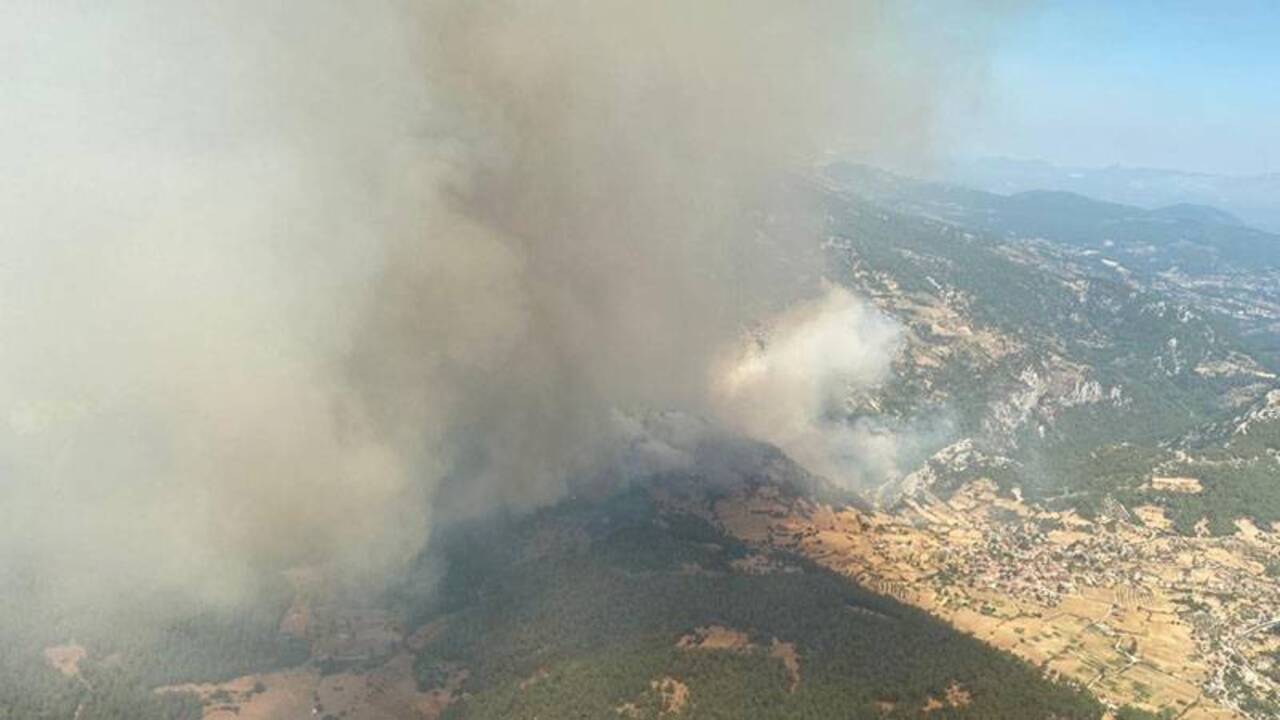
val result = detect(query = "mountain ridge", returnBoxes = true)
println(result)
[943,156,1280,234]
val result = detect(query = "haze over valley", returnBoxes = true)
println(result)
[3,2,1279,719]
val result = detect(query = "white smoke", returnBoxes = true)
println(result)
[713,286,924,489]
[0,1,1007,609]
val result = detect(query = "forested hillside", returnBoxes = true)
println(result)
[816,164,1280,533]
[402,482,1104,719]
[0,580,307,720]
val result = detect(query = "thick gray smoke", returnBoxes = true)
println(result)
[0,1,1002,607]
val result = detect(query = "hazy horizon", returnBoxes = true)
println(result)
[950,154,1280,179]
[942,0,1280,176]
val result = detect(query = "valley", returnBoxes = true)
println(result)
[701,477,1280,718]
[11,165,1280,720]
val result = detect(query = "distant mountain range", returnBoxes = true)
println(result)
[941,157,1280,234]
[818,161,1280,533]
[829,162,1280,275]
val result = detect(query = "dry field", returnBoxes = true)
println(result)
[676,624,803,693]
[42,643,87,677]
[703,479,1280,718]
[159,653,465,720]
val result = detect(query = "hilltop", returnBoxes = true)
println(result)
[815,163,1280,533]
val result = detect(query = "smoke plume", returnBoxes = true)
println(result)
[714,286,898,488]
[0,1,1002,608]
[712,286,953,490]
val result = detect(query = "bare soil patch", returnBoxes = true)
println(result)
[676,625,751,651]
[676,625,802,693]
[157,653,464,720]
[651,676,689,715]
[769,639,801,692]
[43,643,87,677]
[1150,476,1203,494]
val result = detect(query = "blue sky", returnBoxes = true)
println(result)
[949,0,1280,175]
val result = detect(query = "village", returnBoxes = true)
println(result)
[706,478,1280,719]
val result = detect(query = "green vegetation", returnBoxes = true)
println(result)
[821,173,1280,534]
[403,487,1104,719]
[1158,455,1280,535]
[1113,705,1175,720]
[0,578,307,720]
[1225,667,1280,717]
[9,167,1275,718]
[827,162,1280,275]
